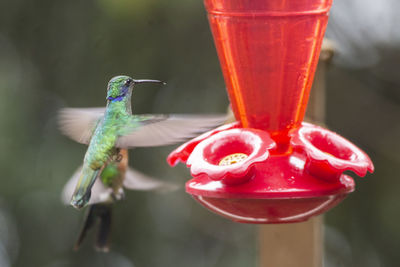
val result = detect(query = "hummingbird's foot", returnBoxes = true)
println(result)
[115,153,123,162]
[111,188,125,201]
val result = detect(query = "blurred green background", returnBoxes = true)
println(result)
[0,0,398,266]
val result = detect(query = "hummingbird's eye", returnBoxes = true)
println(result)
[124,79,133,86]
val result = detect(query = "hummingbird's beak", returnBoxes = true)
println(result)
[133,79,166,85]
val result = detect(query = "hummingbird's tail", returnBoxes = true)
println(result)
[71,166,101,209]
[74,203,112,252]
[94,204,112,252]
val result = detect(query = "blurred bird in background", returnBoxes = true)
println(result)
[61,149,178,251]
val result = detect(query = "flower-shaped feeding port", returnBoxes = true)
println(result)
[187,128,275,185]
[291,123,374,182]
[167,122,240,167]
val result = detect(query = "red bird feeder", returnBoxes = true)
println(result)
[167,0,373,223]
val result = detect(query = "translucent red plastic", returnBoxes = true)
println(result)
[167,0,374,224]
[206,0,332,144]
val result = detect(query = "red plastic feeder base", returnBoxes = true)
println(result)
[191,194,349,224]
[168,123,372,224]
[187,173,353,224]
[185,150,355,224]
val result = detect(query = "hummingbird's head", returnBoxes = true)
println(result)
[106,75,134,102]
[106,75,164,102]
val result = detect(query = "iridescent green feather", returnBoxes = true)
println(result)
[100,164,119,187]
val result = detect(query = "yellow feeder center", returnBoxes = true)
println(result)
[219,153,248,166]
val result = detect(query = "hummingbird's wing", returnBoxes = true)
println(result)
[58,107,105,144]
[116,114,227,148]
[61,165,113,206]
[123,167,179,192]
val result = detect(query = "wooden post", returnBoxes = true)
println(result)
[306,39,335,125]
[259,216,323,267]
[258,39,334,267]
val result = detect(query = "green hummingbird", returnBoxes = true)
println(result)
[58,75,225,210]
[61,149,178,251]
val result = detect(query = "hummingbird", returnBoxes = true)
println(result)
[58,75,226,209]
[61,149,178,251]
